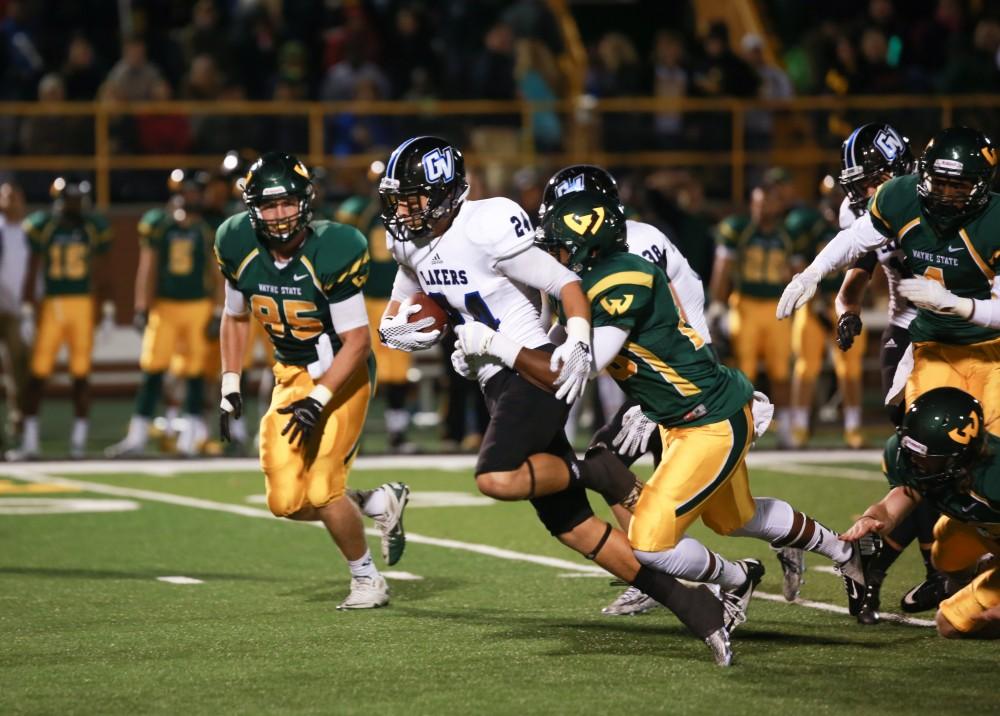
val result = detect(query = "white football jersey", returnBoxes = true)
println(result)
[839,196,915,328]
[390,197,552,384]
[626,219,711,344]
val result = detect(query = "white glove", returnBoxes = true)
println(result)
[19,303,35,345]
[550,317,592,403]
[378,302,441,352]
[450,346,475,380]
[454,321,522,367]
[776,270,821,319]
[750,390,775,438]
[898,277,973,318]
[97,300,116,343]
[612,404,657,457]
[706,300,729,340]
[307,333,334,379]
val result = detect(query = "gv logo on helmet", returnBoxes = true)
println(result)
[948,410,980,445]
[562,206,606,235]
[555,174,585,197]
[422,147,455,183]
[874,129,905,162]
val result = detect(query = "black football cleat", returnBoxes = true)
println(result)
[900,572,949,614]
[837,533,883,617]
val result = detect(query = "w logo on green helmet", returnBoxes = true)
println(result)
[538,190,626,273]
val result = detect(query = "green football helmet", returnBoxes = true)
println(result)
[241,152,315,244]
[898,387,986,494]
[917,127,998,234]
[535,190,627,273]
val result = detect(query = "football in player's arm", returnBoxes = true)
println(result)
[841,388,1000,638]
[214,152,410,609]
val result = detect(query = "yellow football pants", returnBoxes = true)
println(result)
[366,297,411,384]
[31,295,94,378]
[259,361,371,518]
[792,305,866,382]
[629,405,756,552]
[728,293,791,383]
[140,299,213,376]
[933,516,1000,634]
[906,336,1000,436]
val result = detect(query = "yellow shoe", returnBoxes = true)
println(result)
[844,429,866,449]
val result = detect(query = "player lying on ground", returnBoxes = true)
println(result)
[841,388,1000,638]
[377,135,737,666]
[832,122,948,624]
[455,190,879,622]
[535,164,805,616]
[216,152,408,609]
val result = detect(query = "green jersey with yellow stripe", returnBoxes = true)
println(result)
[870,174,1000,344]
[716,214,798,298]
[335,194,397,299]
[23,210,112,296]
[785,206,840,294]
[585,252,753,427]
[139,208,216,301]
[214,211,370,366]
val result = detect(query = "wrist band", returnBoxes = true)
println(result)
[221,371,241,396]
[309,384,333,407]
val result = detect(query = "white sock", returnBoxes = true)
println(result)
[164,406,179,437]
[347,549,378,579]
[732,497,852,563]
[385,409,409,435]
[791,407,809,431]
[71,418,88,449]
[776,408,792,439]
[22,416,39,452]
[635,536,747,590]
[361,486,389,518]
[127,415,150,445]
[844,406,861,432]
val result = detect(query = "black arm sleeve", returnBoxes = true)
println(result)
[852,250,878,274]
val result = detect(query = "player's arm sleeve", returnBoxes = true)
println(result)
[591,325,629,372]
[389,265,421,303]
[469,197,535,264]
[223,281,248,316]
[496,246,579,297]
[852,250,878,274]
[321,230,370,303]
[329,291,369,333]
[806,214,887,277]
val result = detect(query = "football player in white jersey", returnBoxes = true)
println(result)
[831,122,947,624]
[377,136,737,666]
[536,164,718,616]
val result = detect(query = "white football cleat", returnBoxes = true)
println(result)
[337,574,390,610]
[372,482,410,566]
[774,547,806,601]
[704,626,733,667]
[601,586,659,616]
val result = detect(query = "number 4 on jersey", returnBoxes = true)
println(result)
[429,290,500,330]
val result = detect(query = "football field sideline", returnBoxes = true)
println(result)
[0,455,934,628]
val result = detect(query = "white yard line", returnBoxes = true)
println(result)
[3,464,932,628]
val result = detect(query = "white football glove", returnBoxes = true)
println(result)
[898,277,973,318]
[612,404,657,457]
[550,317,592,403]
[750,390,775,439]
[450,345,475,380]
[378,302,441,352]
[97,300,116,343]
[776,270,821,319]
[19,303,35,345]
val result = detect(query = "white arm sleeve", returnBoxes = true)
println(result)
[496,246,579,297]
[591,325,629,373]
[389,265,421,304]
[808,213,889,277]
[224,281,248,316]
[330,292,369,334]
[969,298,1000,329]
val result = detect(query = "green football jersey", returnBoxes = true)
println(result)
[870,174,1000,344]
[586,252,753,427]
[883,433,1000,525]
[22,210,112,296]
[336,194,397,300]
[716,214,798,298]
[785,205,840,294]
[215,212,370,365]
[139,208,216,301]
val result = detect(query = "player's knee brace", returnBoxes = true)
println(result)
[530,484,594,536]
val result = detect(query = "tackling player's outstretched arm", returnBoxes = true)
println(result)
[840,486,921,541]
[219,280,250,441]
[834,261,874,351]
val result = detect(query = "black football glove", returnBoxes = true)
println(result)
[836,312,863,352]
[219,391,243,442]
[277,396,324,447]
[133,309,148,334]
